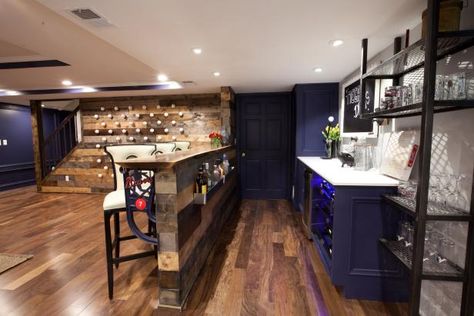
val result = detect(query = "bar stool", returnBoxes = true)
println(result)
[103,144,157,299]
[172,141,191,151]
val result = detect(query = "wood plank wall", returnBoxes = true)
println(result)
[40,88,235,193]
[154,147,239,308]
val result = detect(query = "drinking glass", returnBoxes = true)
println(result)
[440,238,455,262]
[428,174,443,204]
[435,75,445,100]
[405,223,414,247]
[397,220,407,241]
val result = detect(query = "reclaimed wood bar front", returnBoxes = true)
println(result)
[116,145,239,309]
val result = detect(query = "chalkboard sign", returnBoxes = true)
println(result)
[342,79,375,133]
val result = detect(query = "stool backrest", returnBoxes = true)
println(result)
[123,168,158,245]
[173,141,191,151]
[104,144,157,191]
[153,143,176,155]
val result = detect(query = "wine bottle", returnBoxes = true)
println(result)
[203,163,212,188]
[195,168,207,194]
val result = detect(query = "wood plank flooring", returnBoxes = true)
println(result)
[0,187,408,315]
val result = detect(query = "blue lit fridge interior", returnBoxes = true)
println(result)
[309,172,334,273]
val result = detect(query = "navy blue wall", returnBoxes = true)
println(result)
[292,83,339,211]
[0,103,35,191]
[0,103,69,191]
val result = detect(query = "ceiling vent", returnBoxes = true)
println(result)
[181,81,196,86]
[69,8,113,27]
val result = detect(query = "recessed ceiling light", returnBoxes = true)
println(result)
[81,86,97,93]
[157,74,168,82]
[62,79,72,86]
[192,48,202,55]
[41,104,45,107]
[213,72,221,77]
[331,39,344,47]
[313,67,323,73]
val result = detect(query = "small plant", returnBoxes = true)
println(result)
[322,124,340,142]
[209,131,223,148]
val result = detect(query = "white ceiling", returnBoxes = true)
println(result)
[0,0,425,104]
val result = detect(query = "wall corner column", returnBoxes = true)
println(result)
[220,86,236,144]
[30,100,44,192]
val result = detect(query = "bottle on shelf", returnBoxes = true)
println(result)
[195,167,207,194]
[212,164,221,185]
[215,159,224,177]
[222,154,230,175]
[203,163,212,188]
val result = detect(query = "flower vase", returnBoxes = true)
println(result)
[325,141,332,158]
[331,140,340,158]
[211,138,221,148]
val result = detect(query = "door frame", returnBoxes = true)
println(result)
[235,92,294,200]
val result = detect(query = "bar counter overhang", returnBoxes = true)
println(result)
[116,144,239,309]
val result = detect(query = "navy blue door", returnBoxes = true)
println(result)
[237,93,291,199]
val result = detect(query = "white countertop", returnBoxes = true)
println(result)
[298,157,399,187]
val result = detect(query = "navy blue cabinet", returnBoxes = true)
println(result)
[308,171,409,301]
[292,83,339,211]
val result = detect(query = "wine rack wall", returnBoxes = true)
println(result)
[40,90,236,193]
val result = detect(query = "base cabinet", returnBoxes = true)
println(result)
[304,169,409,301]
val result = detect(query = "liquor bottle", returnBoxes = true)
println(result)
[195,168,207,194]
[215,159,224,177]
[203,163,212,188]
[212,164,221,184]
[222,154,230,175]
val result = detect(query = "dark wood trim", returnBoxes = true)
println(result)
[0,59,69,69]
[0,179,35,190]
[0,162,35,173]
[43,106,80,146]
[30,100,44,192]
[0,102,29,109]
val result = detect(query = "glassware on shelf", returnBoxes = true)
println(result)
[397,220,407,242]
[435,75,445,100]
[452,72,466,100]
[414,82,423,103]
[468,79,474,99]
[398,180,417,199]
[439,238,455,263]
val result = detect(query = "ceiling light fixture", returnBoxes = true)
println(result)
[62,79,73,86]
[192,48,202,55]
[81,86,97,93]
[5,90,20,96]
[213,72,221,77]
[331,39,344,47]
[313,67,323,73]
[157,74,168,82]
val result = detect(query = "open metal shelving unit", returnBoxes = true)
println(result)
[358,1,474,314]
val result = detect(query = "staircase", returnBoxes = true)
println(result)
[40,106,114,194]
[41,144,114,193]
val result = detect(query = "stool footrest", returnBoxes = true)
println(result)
[112,250,156,264]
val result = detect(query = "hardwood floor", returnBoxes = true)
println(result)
[0,187,408,315]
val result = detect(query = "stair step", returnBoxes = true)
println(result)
[41,186,92,194]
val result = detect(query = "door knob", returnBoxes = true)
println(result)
[241,152,246,157]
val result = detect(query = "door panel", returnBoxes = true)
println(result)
[238,93,291,199]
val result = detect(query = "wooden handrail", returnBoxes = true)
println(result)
[43,106,80,146]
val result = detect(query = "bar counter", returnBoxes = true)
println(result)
[116,144,239,309]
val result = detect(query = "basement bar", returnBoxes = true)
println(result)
[116,145,238,309]
[0,0,473,315]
